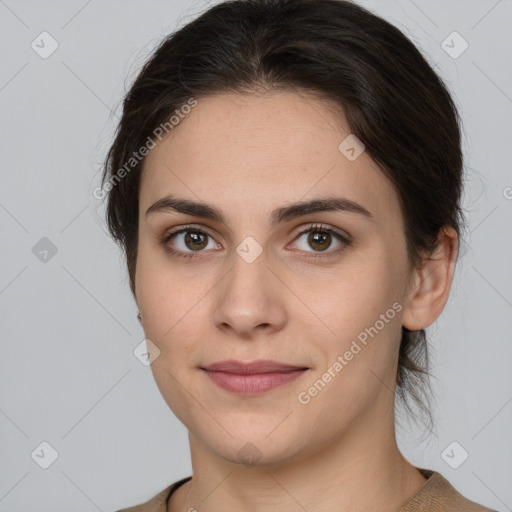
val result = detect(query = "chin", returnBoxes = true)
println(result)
[199,429,308,469]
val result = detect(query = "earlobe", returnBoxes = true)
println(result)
[402,226,459,331]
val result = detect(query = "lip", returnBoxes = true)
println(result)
[200,360,309,395]
[201,359,308,374]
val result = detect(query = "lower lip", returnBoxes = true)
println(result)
[202,369,307,394]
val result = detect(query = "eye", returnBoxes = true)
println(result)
[160,223,351,260]
[290,223,350,257]
[161,225,219,259]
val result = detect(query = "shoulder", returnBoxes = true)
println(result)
[114,486,170,512]
[400,470,497,512]
[114,476,192,512]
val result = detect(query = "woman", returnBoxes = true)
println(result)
[103,0,497,510]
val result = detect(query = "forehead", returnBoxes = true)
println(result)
[139,91,401,230]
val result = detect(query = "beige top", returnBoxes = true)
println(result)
[115,468,497,512]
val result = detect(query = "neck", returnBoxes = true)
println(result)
[168,400,427,512]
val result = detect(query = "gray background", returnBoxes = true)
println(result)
[1,0,511,510]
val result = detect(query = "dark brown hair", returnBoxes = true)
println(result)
[101,0,466,436]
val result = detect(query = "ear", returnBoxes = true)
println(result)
[402,226,459,331]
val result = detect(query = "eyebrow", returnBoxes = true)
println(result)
[145,194,374,227]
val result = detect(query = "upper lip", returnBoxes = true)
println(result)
[201,360,308,374]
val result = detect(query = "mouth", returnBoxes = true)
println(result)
[200,359,309,394]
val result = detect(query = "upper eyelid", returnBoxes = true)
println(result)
[164,224,217,242]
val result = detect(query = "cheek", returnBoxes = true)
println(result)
[301,251,403,372]
[305,258,395,328]
[135,246,181,339]
[135,245,211,363]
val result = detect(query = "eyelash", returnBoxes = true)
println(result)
[160,223,351,260]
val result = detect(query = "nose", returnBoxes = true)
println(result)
[212,248,287,339]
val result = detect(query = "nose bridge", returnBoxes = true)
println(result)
[212,241,286,335]
[226,241,270,305]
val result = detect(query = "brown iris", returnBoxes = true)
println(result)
[308,230,332,251]
[185,231,208,251]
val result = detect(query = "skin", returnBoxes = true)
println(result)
[134,90,459,512]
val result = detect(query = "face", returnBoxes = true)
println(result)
[135,91,414,467]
